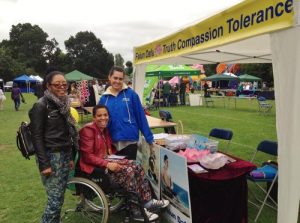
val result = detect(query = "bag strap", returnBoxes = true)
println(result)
[16,131,20,150]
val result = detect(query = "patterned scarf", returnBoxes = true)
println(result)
[44,90,79,151]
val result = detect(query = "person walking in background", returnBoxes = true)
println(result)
[179,78,186,105]
[0,87,6,110]
[162,81,171,107]
[236,83,244,97]
[79,105,169,221]
[29,70,78,223]
[203,81,209,96]
[11,83,24,111]
[99,66,154,160]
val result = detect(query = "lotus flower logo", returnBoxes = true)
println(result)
[155,44,162,56]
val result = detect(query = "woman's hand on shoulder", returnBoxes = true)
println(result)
[107,162,122,172]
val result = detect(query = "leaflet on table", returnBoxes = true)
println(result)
[106,155,126,159]
[188,164,208,173]
[153,133,170,140]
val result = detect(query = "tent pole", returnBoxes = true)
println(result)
[158,76,162,109]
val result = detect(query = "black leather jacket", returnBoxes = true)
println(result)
[29,97,72,171]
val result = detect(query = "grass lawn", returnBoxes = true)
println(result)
[0,92,284,223]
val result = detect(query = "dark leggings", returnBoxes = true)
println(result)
[116,143,138,160]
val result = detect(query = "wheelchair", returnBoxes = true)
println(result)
[61,160,154,223]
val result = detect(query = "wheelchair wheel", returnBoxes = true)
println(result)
[106,193,125,213]
[61,177,109,223]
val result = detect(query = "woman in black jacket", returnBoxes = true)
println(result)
[29,70,78,223]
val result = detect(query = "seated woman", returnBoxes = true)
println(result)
[79,105,169,220]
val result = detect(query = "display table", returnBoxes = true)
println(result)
[80,109,176,129]
[189,94,202,106]
[228,96,257,109]
[83,106,93,114]
[139,137,256,223]
[188,156,256,223]
[146,115,177,129]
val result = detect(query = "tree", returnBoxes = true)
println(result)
[43,38,63,67]
[204,64,217,76]
[7,23,50,73]
[114,53,124,68]
[65,31,114,79]
[240,63,273,85]
[125,61,133,78]
[0,46,25,81]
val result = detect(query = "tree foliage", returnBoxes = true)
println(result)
[204,63,273,85]
[125,61,133,77]
[114,53,124,68]
[240,63,273,84]
[0,46,25,81]
[0,23,116,81]
[65,31,114,79]
[8,23,49,73]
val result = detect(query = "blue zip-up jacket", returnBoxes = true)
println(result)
[99,86,154,144]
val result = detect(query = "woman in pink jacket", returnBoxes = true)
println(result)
[79,105,169,220]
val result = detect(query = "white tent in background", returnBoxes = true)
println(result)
[133,1,300,222]
[223,72,238,77]
[29,75,43,82]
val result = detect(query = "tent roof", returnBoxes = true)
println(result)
[142,34,272,65]
[238,74,262,81]
[29,75,43,82]
[134,0,294,66]
[202,73,238,81]
[14,74,37,82]
[65,70,94,81]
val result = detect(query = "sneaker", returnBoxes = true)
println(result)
[144,199,170,210]
[132,208,159,222]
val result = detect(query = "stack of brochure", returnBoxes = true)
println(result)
[188,164,208,174]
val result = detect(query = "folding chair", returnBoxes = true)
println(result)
[208,128,233,152]
[257,96,272,114]
[159,110,176,134]
[248,140,278,222]
[204,94,214,107]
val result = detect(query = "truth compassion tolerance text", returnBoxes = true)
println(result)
[135,0,293,61]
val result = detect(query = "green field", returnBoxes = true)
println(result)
[0,92,284,223]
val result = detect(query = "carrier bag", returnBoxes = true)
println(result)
[16,122,35,159]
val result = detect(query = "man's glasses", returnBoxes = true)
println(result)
[50,83,68,89]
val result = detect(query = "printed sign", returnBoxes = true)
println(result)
[134,0,294,64]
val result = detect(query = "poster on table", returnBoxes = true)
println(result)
[160,147,192,223]
[137,138,161,198]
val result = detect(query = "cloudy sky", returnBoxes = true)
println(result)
[0,0,242,62]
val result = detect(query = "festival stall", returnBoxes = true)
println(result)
[133,0,300,222]
[65,70,94,81]
[146,65,201,106]
[13,74,37,93]
[65,70,96,111]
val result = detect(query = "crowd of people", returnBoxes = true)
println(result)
[27,66,169,223]
[149,77,202,107]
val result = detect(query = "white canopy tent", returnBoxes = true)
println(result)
[133,0,300,222]
[29,75,43,82]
